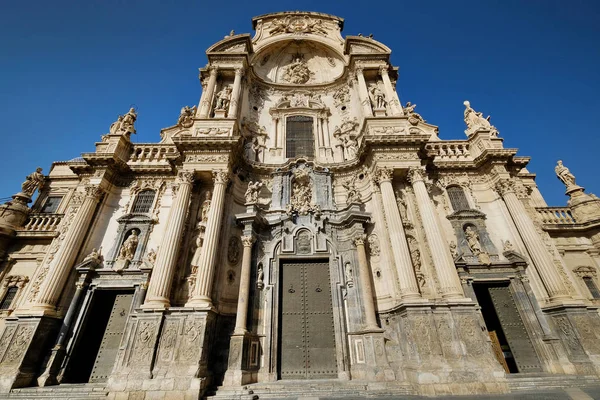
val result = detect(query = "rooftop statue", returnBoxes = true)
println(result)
[21,167,44,197]
[110,108,137,135]
[555,160,577,189]
[463,101,497,137]
[177,105,197,128]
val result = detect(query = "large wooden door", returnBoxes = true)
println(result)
[488,286,542,373]
[279,261,337,379]
[89,293,133,382]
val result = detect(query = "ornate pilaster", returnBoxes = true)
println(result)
[30,185,104,313]
[379,65,402,116]
[495,179,570,302]
[408,167,464,299]
[198,66,218,118]
[355,67,373,117]
[227,67,245,119]
[142,171,195,309]
[187,170,230,308]
[354,234,379,330]
[375,167,421,299]
[233,235,255,335]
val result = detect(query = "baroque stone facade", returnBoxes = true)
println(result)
[0,11,600,399]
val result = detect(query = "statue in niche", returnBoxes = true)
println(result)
[200,191,212,222]
[463,101,497,137]
[555,160,577,189]
[297,231,312,254]
[241,117,267,162]
[257,264,264,290]
[464,226,482,255]
[20,167,44,197]
[215,86,232,110]
[118,230,139,261]
[191,229,204,267]
[282,55,312,84]
[110,108,137,136]
[395,190,409,221]
[288,168,316,216]
[345,262,354,288]
[251,133,267,162]
[342,176,360,204]
[245,181,263,204]
[333,118,360,160]
[341,134,359,159]
[177,105,197,128]
[369,84,386,109]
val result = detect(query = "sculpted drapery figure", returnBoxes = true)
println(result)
[464,226,482,255]
[555,160,577,189]
[403,102,424,122]
[215,86,232,110]
[245,181,263,204]
[118,230,139,261]
[463,101,497,137]
[110,108,137,136]
[177,105,197,127]
[200,191,212,222]
[21,167,44,197]
[282,55,311,84]
[369,84,386,109]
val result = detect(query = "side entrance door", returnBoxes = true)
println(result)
[279,261,337,379]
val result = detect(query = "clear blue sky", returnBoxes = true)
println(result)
[1,1,598,206]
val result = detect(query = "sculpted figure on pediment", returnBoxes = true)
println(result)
[282,55,312,84]
[177,105,197,128]
[463,100,497,137]
[403,102,424,124]
[268,15,328,36]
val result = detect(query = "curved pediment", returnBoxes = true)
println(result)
[344,36,391,56]
[251,40,345,86]
[206,34,253,54]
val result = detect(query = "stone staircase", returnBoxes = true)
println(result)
[507,373,600,392]
[0,383,108,399]
[205,380,415,399]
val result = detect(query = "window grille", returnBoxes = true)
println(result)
[286,116,314,159]
[40,196,62,213]
[583,277,600,299]
[447,186,470,212]
[132,190,156,214]
[0,287,18,310]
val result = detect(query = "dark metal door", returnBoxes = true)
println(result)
[488,286,542,373]
[89,293,133,382]
[280,261,337,379]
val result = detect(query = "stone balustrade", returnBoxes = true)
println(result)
[536,207,576,224]
[128,144,179,172]
[425,142,470,160]
[21,213,63,232]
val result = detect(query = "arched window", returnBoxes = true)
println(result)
[447,186,470,212]
[132,190,156,214]
[286,116,314,159]
[583,277,600,299]
[0,287,18,310]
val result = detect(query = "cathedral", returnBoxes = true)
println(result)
[1,11,600,400]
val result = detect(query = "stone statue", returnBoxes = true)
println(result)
[200,191,212,222]
[215,86,232,110]
[369,85,386,109]
[503,240,514,252]
[118,230,139,261]
[177,105,197,128]
[464,226,482,255]
[146,248,157,266]
[403,102,424,122]
[341,134,359,159]
[84,247,103,263]
[109,115,124,135]
[463,101,496,137]
[449,241,458,258]
[368,235,380,257]
[345,262,354,288]
[396,191,408,221]
[555,160,577,188]
[245,181,263,204]
[282,56,312,84]
[191,231,203,267]
[342,177,360,204]
[257,265,264,290]
[20,167,44,197]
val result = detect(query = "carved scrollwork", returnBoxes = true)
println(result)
[353,234,367,246]
[241,235,255,248]
[213,170,230,185]
[84,185,104,200]
[406,167,426,184]
[177,171,195,185]
[375,167,393,184]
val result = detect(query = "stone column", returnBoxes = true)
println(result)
[198,67,218,118]
[354,234,379,330]
[496,179,570,301]
[31,185,104,313]
[142,171,194,309]
[355,67,373,117]
[408,167,464,299]
[379,65,402,116]
[376,168,421,299]
[227,67,244,118]
[187,170,230,308]
[233,235,255,335]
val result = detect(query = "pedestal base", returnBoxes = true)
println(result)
[214,109,227,118]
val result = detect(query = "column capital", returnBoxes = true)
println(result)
[213,170,230,185]
[375,167,394,184]
[355,66,365,75]
[241,235,255,248]
[84,185,105,200]
[353,234,367,246]
[234,67,245,77]
[407,167,426,184]
[208,65,219,76]
[495,179,515,196]
[379,64,389,76]
[177,171,195,185]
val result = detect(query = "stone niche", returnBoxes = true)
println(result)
[104,214,154,271]
[447,209,499,264]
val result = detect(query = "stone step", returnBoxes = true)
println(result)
[0,383,108,399]
[507,374,600,391]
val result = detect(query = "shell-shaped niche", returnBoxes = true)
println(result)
[252,41,344,85]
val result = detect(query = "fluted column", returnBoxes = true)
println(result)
[187,170,230,308]
[355,67,373,117]
[379,65,402,116]
[408,167,464,299]
[198,67,218,118]
[376,168,421,299]
[227,67,244,118]
[496,179,570,301]
[354,234,379,330]
[142,171,194,309]
[31,185,104,312]
[233,235,255,334]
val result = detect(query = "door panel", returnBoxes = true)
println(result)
[488,286,542,373]
[280,261,337,379]
[89,293,134,382]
